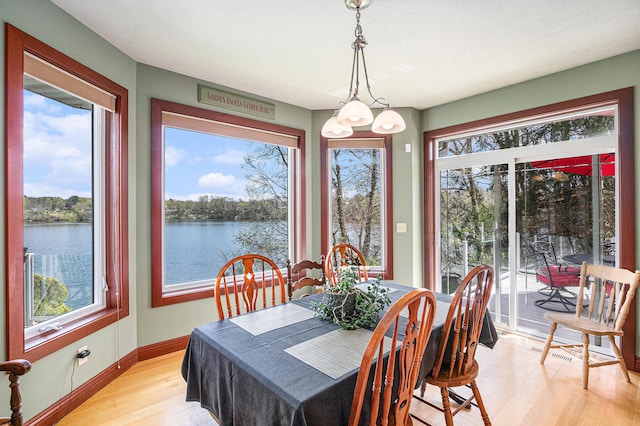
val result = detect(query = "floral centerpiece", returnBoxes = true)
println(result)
[311,267,391,330]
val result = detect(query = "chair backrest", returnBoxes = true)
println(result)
[325,243,368,284]
[0,359,31,426]
[214,254,286,320]
[349,288,437,426]
[574,262,640,331]
[530,241,558,264]
[286,256,326,301]
[431,265,494,380]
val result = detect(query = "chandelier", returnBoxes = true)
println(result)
[321,0,406,138]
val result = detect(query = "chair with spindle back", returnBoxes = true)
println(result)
[325,243,368,284]
[349,288,437,426]
[0,359,31,426]
[412,264,494,426]
[214,254,286,320]
[540,262,640,389]
[286,255,326,301]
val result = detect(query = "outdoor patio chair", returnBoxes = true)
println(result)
[540,262,640,389]
[286,255,326,300]
[214,254,286,320]
[529,241,582,312]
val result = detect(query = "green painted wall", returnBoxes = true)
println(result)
[422,49,640,350]
[0,0,139,420]
[1,0,639,422]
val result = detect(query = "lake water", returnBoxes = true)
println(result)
[24,221,247,309]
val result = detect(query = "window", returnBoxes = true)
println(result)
[151,99,306,306]
[5,24,129,361]
[320,132,393,278]
[423,88,635,362]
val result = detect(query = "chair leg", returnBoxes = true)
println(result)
[540,322,557,364]
[470,380,491,425]
[420,379,427,397]
[582,333,590,389]
[439,386,454,426]
[608,335,631,383]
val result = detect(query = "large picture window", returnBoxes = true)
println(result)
[320,132,393,278]
[151,99,306,306]
[5,24,129,361]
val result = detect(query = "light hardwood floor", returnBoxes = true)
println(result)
[57,332,640,425]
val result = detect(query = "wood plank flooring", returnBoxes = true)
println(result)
[57,332,640,425]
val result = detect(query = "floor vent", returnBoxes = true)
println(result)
[529,346,574,362]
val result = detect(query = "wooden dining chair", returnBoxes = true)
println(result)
[540,262,640,389]
[326,243,368,284]
[0,359,31,426]
[286,255,326,301]
[412,264,494,426]
[349,288,437,426]
[214,254,286,320]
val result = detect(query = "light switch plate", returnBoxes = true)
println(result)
[396,222,407,233]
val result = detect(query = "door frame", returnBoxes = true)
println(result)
[423,88,636,369]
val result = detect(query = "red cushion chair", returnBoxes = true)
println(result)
[530,243,582,311]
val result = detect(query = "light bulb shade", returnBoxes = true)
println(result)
[371,108,406,134]
[336,97,374,126]
[321,115,353,138]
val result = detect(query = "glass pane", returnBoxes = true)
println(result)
[438,108,615,158]
[23,84,94,328]
[439,164,508,325]
[517,154,616,352]
[163,127,289,287]
[329,148,383,267]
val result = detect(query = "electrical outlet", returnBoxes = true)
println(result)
[77,345,89,366]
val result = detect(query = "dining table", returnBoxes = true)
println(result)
[181,281,498,426]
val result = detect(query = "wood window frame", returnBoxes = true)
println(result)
[150,98,307,307]
[423,88,636,368]
[320,131,394,279]
[5,24,129,361]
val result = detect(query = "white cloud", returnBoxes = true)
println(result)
[212,149,246,165]
[24,182,90,198]
[165,145,186,167]
[198,172,236,188]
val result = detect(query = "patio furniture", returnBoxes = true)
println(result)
[214,254,286,320]
[540,262,640,389]
[529,242,582,312]
[412,265,494,426]
[349,288,437,426]
[285,256,326,300]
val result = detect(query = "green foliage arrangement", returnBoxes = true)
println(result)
[311,267,391,330]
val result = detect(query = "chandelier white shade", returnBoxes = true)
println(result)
[336,96,374,126]
[371,107,406,134]
[322,0,406,138]
[321,111,354,138]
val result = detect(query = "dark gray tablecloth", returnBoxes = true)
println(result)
[181,282,498,426]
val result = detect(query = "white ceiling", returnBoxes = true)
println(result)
[52,0,640,111]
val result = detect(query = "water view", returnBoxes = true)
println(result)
[25,221,247,308]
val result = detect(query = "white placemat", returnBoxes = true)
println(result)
[285,328,393,379]
[229,303,316,335]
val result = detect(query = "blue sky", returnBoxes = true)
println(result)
[164,128,250,201]
[23,91,93,198]
[23,91,252,201]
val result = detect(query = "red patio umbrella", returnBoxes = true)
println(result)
[530,153,615,176]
